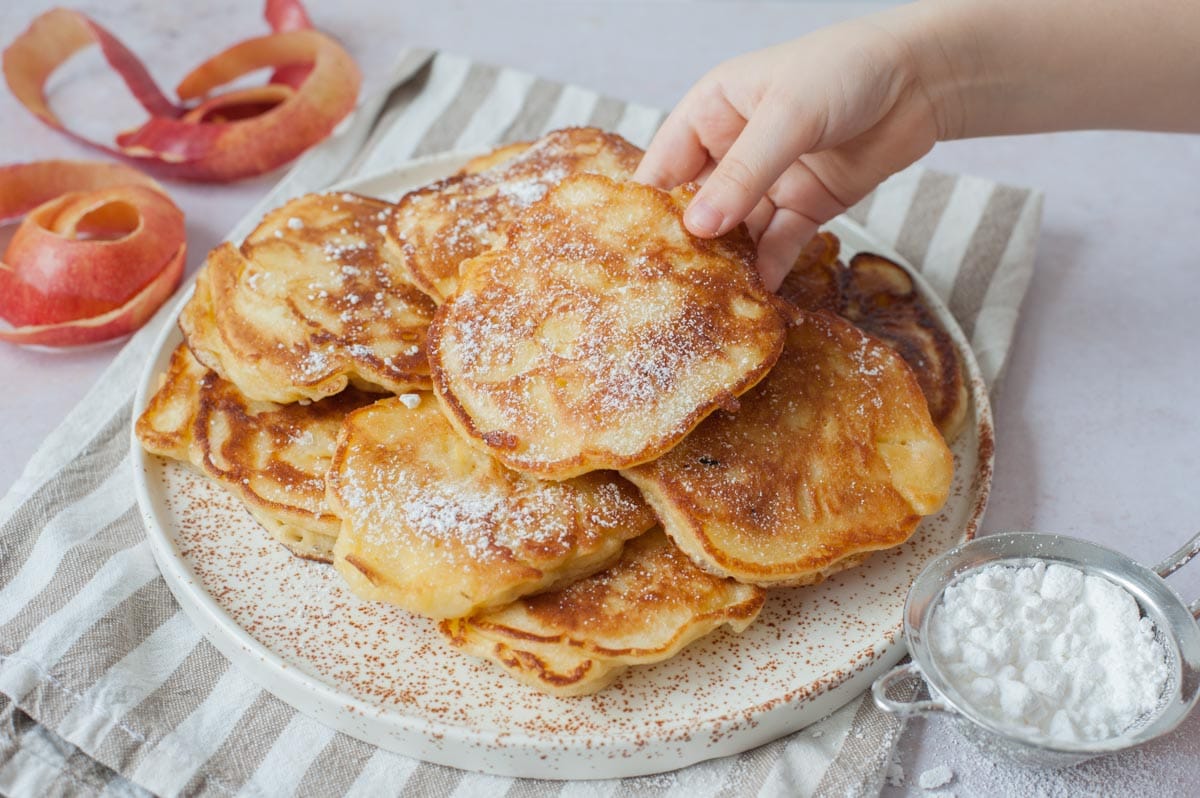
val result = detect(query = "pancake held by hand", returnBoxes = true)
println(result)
[622,311,954,587]
[441,528,765,696]
[136,345,373,562]
[325,396,656,619]
[430,173,789,480]
[781,233,968,441]
[388,127,643,303]
[180,192,436,404]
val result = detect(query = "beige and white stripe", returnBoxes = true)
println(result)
[0,50,1041,797]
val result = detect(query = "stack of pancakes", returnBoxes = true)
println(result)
[137,127,964,696]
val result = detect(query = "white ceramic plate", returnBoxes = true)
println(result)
[131,153,994,780]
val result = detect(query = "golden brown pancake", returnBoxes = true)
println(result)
[179,191,437,404]
[781,232,968,441]
[325,395,656,619]
[456,141,532,175]
[778,231,842,314]
[621,310,954,587]
[440,528,766,696]
[387,127,643,303]
[137,342,207,461]
[429,173,789,481]
[136,345,374,561]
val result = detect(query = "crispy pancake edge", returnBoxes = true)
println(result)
[438,529,766,696]
[781,234,969,443]
[136,345,355,563]
[180,192,436,404]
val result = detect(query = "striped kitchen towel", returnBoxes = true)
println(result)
[0,50,1041,798]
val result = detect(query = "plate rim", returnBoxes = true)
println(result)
[129,152,994,778]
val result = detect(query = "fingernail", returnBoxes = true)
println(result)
[685,199,724,237]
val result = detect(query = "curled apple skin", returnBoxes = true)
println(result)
[2,1,360,182]
[0,244,185,347]
[3,186,185,325]
[0,161,187,347]
[115,30,362,182]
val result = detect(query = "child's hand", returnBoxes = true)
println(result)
[637,0,1200,290]
[635,7,957,290]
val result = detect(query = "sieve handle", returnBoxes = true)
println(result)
[1151,530,1200,619]
[871,661,952,718]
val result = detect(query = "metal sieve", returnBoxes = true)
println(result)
[872,531,1200,768]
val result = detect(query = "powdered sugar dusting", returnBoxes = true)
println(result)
[337,456,644,565]
[889,704,1200,798]
[919,764,954,789]
[233,191,435,397]
[298,348,331,379]
[931,562,1169,743]
[391,128,643,301]
[433,174,785,470]
[497,166,567,207]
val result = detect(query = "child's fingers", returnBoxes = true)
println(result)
[633,103,712,189]
[756,206,818,292]
[684,99,825,239]
[765,155,852,234]
[752,156,855,291]
[743,196,775,243]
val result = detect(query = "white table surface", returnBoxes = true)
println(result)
[1,1,1197,795]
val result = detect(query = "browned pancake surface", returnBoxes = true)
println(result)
[325,395,656,618]
[137,342,207,460]
[136,344,373,561]
[180,192,436,403]
[430,173,788,480]
[622,310,954,587]
[781,232,968,440]
[440,528,765,696]
[456,141,532,175]
[387,127,643,303]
